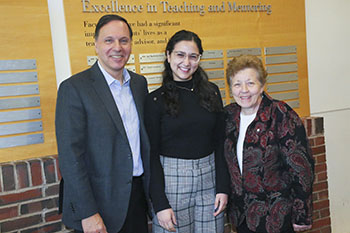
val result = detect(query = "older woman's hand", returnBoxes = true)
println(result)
[293,224,312,232]
[214,193,228,216]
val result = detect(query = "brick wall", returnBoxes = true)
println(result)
[0,116,331,233]
[0,156,68,232]
[304,117,332,233]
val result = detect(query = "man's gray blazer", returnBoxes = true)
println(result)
[55,62,150,232]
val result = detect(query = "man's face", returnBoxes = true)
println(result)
[95,20,131,78]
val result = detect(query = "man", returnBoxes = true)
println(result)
[56,14,150,233]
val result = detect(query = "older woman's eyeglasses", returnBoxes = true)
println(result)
[172,51,201,63]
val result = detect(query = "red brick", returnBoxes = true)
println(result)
[314,118,324,135]
[315,154,326,164]
[312,193,318,201]
[21,197,58,214]
[312,146,326,156]
[21,201,42,214]
[16,162,30,189]
[315,164,327,174]
[318,190,329,200]
[312,217,331,229]
[1,214,41,232]
[312,210,320,220]
[320,226,332,233]
[2,164,15,191]
[0,188,42,205]
[45,184,59,196]
[313,182,328,192]
[45,209,61,222]
[306,118,312,136]
[0,206,18,220]
[315,137,325,146]
[309,230,321,233]
[20,222,63,233]
[29,160,43,186]
[313,200,330,210]
[317,172,327,182]
[43,158,56,184]
[320,208,330,218]
[308,138,315,147]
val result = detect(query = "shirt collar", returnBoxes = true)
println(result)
[97,61,131,86]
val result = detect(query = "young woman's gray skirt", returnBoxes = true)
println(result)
[152,153,225,233]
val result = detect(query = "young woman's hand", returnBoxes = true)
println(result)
[214,193,228,216]
[157,208,177,232]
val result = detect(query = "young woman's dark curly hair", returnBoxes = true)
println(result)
[162,30,222,116]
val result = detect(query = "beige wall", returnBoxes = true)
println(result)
[305,0,350,232]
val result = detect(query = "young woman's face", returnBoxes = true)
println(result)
[167,40,201,82]
[230,68,264,115]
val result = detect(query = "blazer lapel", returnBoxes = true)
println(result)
[90,63,129,143]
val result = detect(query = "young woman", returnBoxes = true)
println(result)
[145,30,230,233]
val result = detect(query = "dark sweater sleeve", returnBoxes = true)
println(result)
[213,85,231,194]
[144,93,171,213]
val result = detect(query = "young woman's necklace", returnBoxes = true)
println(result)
[176,83,194,92]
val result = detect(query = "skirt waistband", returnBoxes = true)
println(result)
[160,152,214,170]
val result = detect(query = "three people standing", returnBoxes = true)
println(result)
[56,13,314,233]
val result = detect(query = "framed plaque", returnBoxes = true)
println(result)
[266,64,298,74]
[227,48,261,57]
[0,59,36,71]
[145,74,163,84]
[267,83,299,92]
[140,64,164,74]
[265,46,297,55]
[207,70,224,79]
[0,72,38,84]
[200,60,224,69]
[202,50,223,59]
[267,73,298,83]
[0,84,39,97]
[270,91,299,101]
[0,97,40,110]
[0,109,42,123]
[87,55,135,66]
[139,53,165,63]
[265,54,297,64]
[0,133,44,149]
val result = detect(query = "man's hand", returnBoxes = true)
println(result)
[214,193,228,216]
[156,208,177,232]
[82,213,108,233]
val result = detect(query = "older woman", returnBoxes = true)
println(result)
[224,55,314,233]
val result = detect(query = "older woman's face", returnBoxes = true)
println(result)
[230,68,264,115]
